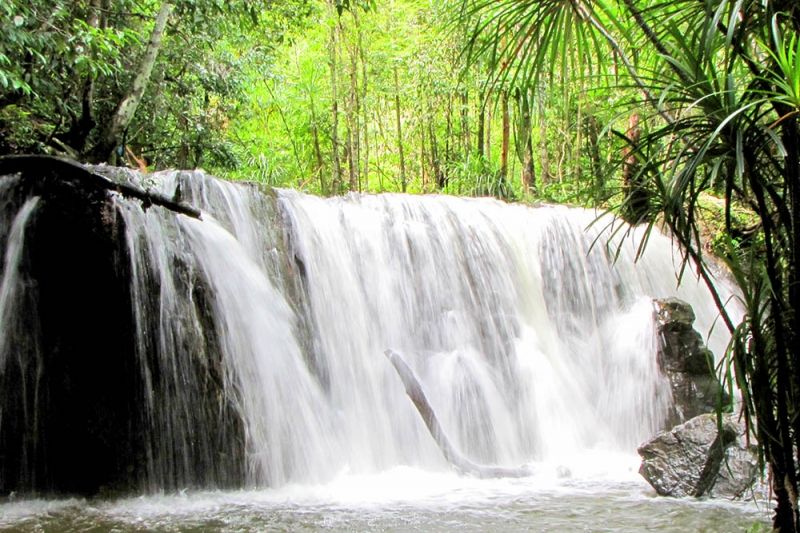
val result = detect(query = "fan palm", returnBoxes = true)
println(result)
[457,0,800,530]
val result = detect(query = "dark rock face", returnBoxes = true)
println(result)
[638,413,759,498]
[655,298,730,428]
[0,159,141,495]
[0,157,244,496]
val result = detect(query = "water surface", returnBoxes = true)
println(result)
[1,464,769,532]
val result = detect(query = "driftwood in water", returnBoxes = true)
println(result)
[0,155,201,219]
[384,349,532,478]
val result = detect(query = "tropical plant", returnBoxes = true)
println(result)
[457,0,800,530]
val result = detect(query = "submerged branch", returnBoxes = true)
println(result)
[384,349,532,479]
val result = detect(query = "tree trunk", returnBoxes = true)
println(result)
[384,349,532,479]
[176,113,189,169]
[429,104,443,189]
[64,0,102,154]
[516,88,535,193]
[538,95,550,185]
[347,19,360,191]
[622,112,650,223]
[500,90,510,182]
[393,66,407,193]
[585,114,602,202]
[356,8,369,191]
[310,95,326,194]
[574,98,583,183]
[420,112,428,190]
[94,2,173,164]
[445,94,453,167]
[485,99,492,162]
[345,134,356,191]
[477,90,485,158]
[328,2,342,193]
[461,90,470,156]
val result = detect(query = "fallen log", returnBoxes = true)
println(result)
[384,349,532,478]
[0,155,201,219]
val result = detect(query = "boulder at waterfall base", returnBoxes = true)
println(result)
[638,413,759,498]
[654,298,730,428]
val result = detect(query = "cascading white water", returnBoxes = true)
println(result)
[277,192,740,472]
[0,194,41,422]
[0,168,769,531]
[0,168,740,491]
[108,170,740,487]
[117,172,339,488]
[0,195,40,366]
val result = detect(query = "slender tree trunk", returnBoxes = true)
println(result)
[428,100,443,189]
[310,95,326,194]
[328,3,342,193]
[374,106,387,190]
[486,98,492,163]
[574,98,583,183]
[347,19,360,191]
[346,136,356,191]
[621,112,650,223]
[523,135,535,192]
[420,114,428,190]
[176,113,189,169]
[517,89,535,193]
[500,90,510,182]
[94,2,173,164]
[461,90,470,156]
[585,114,602,201]
[356,7,369,191]
[538,95,550,185]
[393,66,407,193]
[65,0,102,154]
[445,94,453,167]
[477,90,485,158]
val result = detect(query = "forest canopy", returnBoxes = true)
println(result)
[0,0,312,169]
[0,0,630,204]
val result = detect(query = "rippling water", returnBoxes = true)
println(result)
[1,463,769,532]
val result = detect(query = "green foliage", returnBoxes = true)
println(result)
[763,26,800,110]
[0,0,620,201]
[746,523,770,533]
[442,154,515,199]
[0,0,309,165]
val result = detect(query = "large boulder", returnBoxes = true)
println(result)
[655,298,730,428]
[638,413,759,498]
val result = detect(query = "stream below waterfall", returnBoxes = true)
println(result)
[0,167,770,530]
[0,468,770,531]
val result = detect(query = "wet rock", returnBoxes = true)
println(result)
[0,158,243,496]
[638,413,759,498]
[655,298,730,427]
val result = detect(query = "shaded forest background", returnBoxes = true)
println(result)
[0,0,633,205]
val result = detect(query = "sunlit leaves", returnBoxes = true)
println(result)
[457,0,613,93]
[762,22,800,110]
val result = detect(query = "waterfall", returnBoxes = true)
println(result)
[0,169,740,492]
[0,191,42,488]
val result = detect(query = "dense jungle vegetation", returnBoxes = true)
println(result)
[3,0,800,530]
